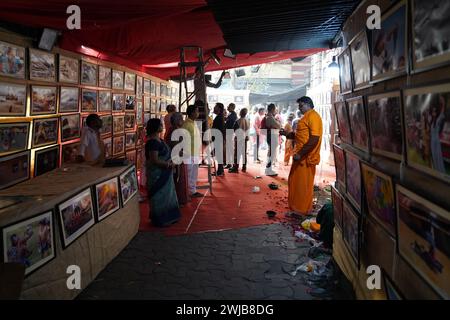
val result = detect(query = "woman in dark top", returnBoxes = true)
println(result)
[145,118,180,227]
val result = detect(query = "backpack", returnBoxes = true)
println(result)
[260,116,267,130]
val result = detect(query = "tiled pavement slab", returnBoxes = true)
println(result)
[77,223,320,300]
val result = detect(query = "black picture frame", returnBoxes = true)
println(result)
[0,150,30,190]
[338,47,353,94]
[32,117,59,148]
[119,165,138,206]
[94,176,121,222]
[34,145,60,177]
[346,96,369,153]
[342,200,360,269]
[1,210,56,277]
[349,29,372,91]
[56,187,96,250]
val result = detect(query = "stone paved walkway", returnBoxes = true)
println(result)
[77,223,318,300]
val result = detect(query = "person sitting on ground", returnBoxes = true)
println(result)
[229,108,250,173]
[77,114,105,165]
[145,118,181,227]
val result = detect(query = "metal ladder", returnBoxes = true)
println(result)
[178,46,215,193]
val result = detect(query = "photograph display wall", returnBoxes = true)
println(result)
[0,39,171,190]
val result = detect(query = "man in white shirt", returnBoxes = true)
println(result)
[77,114,104,164]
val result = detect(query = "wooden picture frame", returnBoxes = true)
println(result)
[411,0,450,73]
[347,96,369,152]
[334,101,352,145]
[350,29,372,90]
[338,47,353,94]
[29,48,55,82]
[31,86,57,115]
[98,66,112,88]
[361,163,396,236]
[34,145,59,177]
[112,70,124,90]
[0,82,27,116]
[342,200,360,268]
[81,89,97,113]
[345,151,362,211]
[0,122,29,157]
[367,91,403,161]
[80,61,98,86]
[0,150,30,189]
[403,83,450,183]
[112,93,125,113]
[332,144,346,193]
[59,87,79,113]
[60,114,81,142]
[124,72,136,92]
[0,41,25,79]
[98,91,112,112]
[113,135,125,156]
[396,185,450,298]
[2,210,56,276]
[58,55,79,84]
[331,185,344,231]
[371,0,408,83]
[32,117,58,148]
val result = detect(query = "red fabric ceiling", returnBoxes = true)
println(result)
[0,0,326,79]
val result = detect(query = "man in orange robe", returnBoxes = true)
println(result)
[281,96,323,215]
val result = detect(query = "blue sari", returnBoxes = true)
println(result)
[146,138,180,227]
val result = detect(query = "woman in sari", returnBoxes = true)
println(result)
[164,112,190,205]
[145,118,180,227]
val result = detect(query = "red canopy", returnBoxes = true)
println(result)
[0,0,325,79]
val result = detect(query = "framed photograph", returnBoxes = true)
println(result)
[0,82,27,116]
[61,142,80,164]
[125,132,136,150]
[361,163,396,236]
[347,96,369,152]
[113,135,125,156]
[95,177,120,221]
[332,144,346,192]
[160,100,167,113]
[124,73,136,91]
[31,86,57,115]
[0,122,29,157]
[98,66,112,88]
[155,82,160,97]
[150,99,156,113]
[2,210,55,276]
[80,61,97,86]
[136,101,143,126]
[125,113,136,132]
[29,49,55,82]
[345,151,361,211]
[349,30,371,90]
[0,151,30,189]
[338,47,353,94]
[136,126,145,147]
[404,83,450,182]
[60,114,81,142]
[32,117,58,148]
[113,116,124,135]
[144,97,151,112]
[112,93,124,112]
[99,114,112,137]
[112,70,124,89]
[396,185,450,298]
[331,185,344,231]
[144,79,150,95]
[136,76,143,97]
[144,112,150,125]
[57,188,95,249]
[103,137,112,159]
[59,87,79,113]
[126,150,136,164]
[367,92,403,160]
[98,91,111,112]
[0,41,25,78]
[412,0,450,72]
[59,55,79,84]
[371,0,407,82]
[383,272,404,300]
[334,101,352,145]
[342,200,360,267]
[119,166,138,206]
[151,81,156,96]
[81,89,97,113]
[34,145,59,177]
[125,95,136,111]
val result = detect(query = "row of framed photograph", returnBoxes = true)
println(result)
[339,0,450,94]
[0,118,148,190]
[1,165,138,277]
[0,39,178,98]
[0,81,176,117]
[334,81,450,184]
[332,144,450,299]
